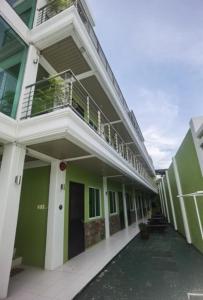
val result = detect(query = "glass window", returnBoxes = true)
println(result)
[129,195,134,211]
[6,0,36,29]
[89,187,100,218]
[109,191,117,214]
[0,17,27,118]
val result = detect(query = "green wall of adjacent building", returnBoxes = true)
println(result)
[168,163,185,236]
[166,130,203,253]
[15,166,50,268]
[175,130,203,253]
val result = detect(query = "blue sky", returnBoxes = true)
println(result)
[87,0,203,169]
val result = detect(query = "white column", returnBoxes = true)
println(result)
[133,188,138,225]
[122,184,128,228]
[0,143,25,299]
[172,157,191,244]
[16,45,40,120]
[45,160,66,270]
[158,184,164,214]
[140,195,144,221]
[160,182,166,217]
[162,177,170,223]
[166,171,177,230]
[103,177,110,239]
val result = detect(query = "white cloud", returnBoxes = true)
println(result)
[131,88,182,169]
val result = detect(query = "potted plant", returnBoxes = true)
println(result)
[139,223,149,240]
[47,0,72,14]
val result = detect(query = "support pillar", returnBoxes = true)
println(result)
[160,182,166,217]
[0,143,25,299]
[140,195,144,221]
[133,188,138,225]
[158,184,164,214]
[45,160,66,270]
[172,157,191,244]
[103,177,110,239]
[122,184,128,228]
[166,171,177,230]
[162,177,170,223]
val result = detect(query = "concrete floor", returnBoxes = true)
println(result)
[8,223,140,300]
[76,227,203,300]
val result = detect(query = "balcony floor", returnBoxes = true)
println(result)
[76,227,203,300]
[8,223,140,300]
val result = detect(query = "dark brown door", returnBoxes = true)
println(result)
[68,182,85,259]
[126,193,132,225]
[118,192,125,229]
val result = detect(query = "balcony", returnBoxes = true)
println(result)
[36,0,145,143]
[21,69,155,188]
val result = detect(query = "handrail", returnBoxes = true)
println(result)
[36,0,145,146]
[22,69,156,189]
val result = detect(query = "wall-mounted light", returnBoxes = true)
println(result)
[15,176,21,185]
[33,58,39,64]
[61,184,66,190]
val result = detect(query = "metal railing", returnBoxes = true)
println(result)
[36,0,144,143]
[22,69,155,188]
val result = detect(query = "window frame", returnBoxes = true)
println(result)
[109,191,118,215]
[88,186,102,220]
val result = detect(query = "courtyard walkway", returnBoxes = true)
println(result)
[8,223,140,300]
[76,227,203,300]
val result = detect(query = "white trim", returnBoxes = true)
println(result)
[0,143,26,299]
[45,160,65,270]
[17,109,156,192]
[88,186,102,220]
[188,293,203,299]
[190,118,203,177]
[166,171,178,230]
[108,190,118,215]
[172,157,192,244]
[65,155,95,162]
[162,177,170,222]
[103,177,110,239]
[24,160,49,169]
[76,70,96,81]
[26,148,54,163]
[122,184,128,228]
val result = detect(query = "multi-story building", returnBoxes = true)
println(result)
[0,1,157,298]
[158,117,203,256]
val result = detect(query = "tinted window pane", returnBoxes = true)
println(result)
[6,0,36,28]
[0,17,27,117]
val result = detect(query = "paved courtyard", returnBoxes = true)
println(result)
[75,227,203,300]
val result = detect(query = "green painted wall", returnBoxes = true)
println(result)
[168,163,185,236]
[163,176,173,224]
[15,166,50,268]
[175,130,203,253]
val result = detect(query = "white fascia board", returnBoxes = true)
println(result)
[29,8,155,175]
[0,0,30,45]
[0,113,17,143]
[71,13,155,175]
[17,109,156,193]
[30,7,76,49]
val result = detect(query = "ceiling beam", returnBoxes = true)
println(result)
[76,70,96,81]
[65,154,95,162]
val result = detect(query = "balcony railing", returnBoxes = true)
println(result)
[36,0,144,143]
[22,69,155,188]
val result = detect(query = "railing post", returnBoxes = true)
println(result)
[87,96,90,123]
[69,78,73,106]
[98,111,101,135]
[126,146,129,161]
[115,133,118,151]
[108,124,111,144]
